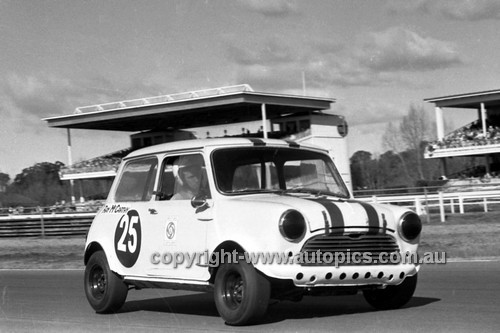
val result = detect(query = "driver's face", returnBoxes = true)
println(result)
[183,170,201,191]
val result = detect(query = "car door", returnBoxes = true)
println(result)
[146,152,213,281]
[110,156,159,277]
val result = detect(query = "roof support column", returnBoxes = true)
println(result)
[485,154,491,176]
[66,129,75,204]
[78,179,84,203]
[481,103,487,137]
[440,158,448,178]
[435,106,445,141]
[261,103,268,139]
[67,128,73,166]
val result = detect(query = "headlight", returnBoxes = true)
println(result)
[398,212,422,242]
[279,210,306,242]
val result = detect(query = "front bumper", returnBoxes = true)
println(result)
[257,263,420,288]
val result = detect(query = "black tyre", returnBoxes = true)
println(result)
[84,250,128,313]
[214,259,271,326]
[363,274,418,310]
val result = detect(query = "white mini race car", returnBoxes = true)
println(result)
[84,138,422,325]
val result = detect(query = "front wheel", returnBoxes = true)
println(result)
[84,250,128,313]
[214,259,271,326]
[363,274,418,310]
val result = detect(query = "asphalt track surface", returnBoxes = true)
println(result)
[0,261,499,332]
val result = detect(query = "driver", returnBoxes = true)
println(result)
[171,165,202,200]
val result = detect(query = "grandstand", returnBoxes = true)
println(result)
[58,148,130,180]
[425,89,500,183]
[44,84,350,203]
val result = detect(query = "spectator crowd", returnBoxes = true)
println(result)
[59,149,131,176]
[426,120,500,154]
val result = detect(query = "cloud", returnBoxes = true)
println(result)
[0,73,157,176]
[335,102,407,127]
[236,65,303,92]
[227,38,296,66]
[237,0,298,17]
[355,27,462,72]
[1,73,167,120]
[389,0,500,21]
[225,37,306,91]
[3,73,75,118]
[225,27,462,93]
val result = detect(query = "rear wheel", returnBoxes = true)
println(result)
[214,259,270,325]
[363,274,417,310]
[84,251,128,313]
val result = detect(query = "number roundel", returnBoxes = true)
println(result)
[114,210,142,268]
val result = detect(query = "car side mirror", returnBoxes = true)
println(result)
[191,194,208,209]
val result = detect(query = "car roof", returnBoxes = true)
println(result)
[124,137,328,160]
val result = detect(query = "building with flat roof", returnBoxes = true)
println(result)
[44,84,351,201]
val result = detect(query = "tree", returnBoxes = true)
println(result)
[7,162,70,206]
[350,151,378,190]
[0,172,9,192]
[382,122,412,183]
[399,104,433,180]
[383,104,436,183]
[377,151,408,188]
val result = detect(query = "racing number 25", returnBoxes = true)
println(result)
[117,214,138,253]
[114,209,142,268]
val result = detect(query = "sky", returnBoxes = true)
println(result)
[1,0,500,178]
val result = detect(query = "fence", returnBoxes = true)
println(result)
[0,213,94,237]
[2,187,500,236]
[356,189,500,222]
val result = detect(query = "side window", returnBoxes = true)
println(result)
[158,154,211,201]
[114,157,158,202]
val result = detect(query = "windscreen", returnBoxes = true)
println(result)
[212,147,349,198]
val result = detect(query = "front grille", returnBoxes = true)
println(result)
[300,233,400,266]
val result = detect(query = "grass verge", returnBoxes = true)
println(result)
[0,237,85,269]
[418,211,500,259]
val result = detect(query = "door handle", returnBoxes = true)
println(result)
[148,208,158,215]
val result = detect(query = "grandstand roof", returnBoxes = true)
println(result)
[424,89,500,109]
[43,84,334,132]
